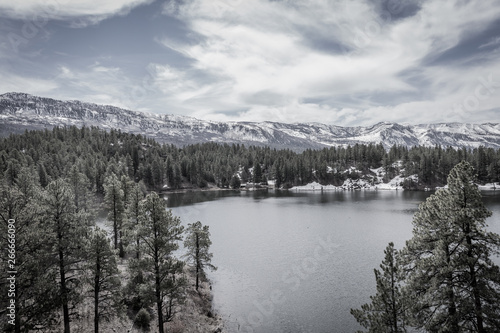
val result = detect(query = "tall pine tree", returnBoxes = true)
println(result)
[0,174,60,332]
[132,192,186,333]
[402,161,500,332]
[85,227,122,333]
[125,182,145,259]
[184,221,217,291]
[41,179,88,333]
[103,174,125,255]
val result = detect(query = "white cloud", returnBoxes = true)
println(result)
[0,0,154,26]
[3,0,499,126]
[479,36,500,49]
[153,0,500,125]
[34,64,140,110]
[0,73,58,95]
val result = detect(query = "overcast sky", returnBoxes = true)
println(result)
[0,0,499,126]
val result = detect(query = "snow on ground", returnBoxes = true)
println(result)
[370,166,385,183]
[374,175,404,190]
[436,183,498,191]
[341,178,373,190]
[343,166,362,174]
[477,183,499,190]
[290,181,339,191]
[290,176,404,191]
[95,217,114,237]
[291,160,413,191]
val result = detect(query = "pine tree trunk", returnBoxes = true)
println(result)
[445,244,459,332]
[119,229,124,258]
[154,217,164,333]
[390,264,398,333]
[466,225,485,333]
[113,198,118,250]
[136,237,140,259]
[59,240,71,333]
[156,268,164,333]
[463,188,485,332]
[195,233,200,291]
[94,257,100,333]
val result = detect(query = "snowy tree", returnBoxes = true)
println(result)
[184,221,217,291]
[402,161,500,332]
[351,242,407,333]
[120,174,134,211]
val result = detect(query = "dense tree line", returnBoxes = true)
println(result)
[352,162,500,332]
[0,126,499,193]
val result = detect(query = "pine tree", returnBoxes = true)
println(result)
[41,179,88,333]
[351,242,407,333]
[38,162,49,187]
[402,161,500,332]
[184,221,217,291]
[0,177,60,332]
[120,175,134,211]
[85,227,122,333]
[125,183,144,259]
[230,174,241,189]
[446,161,500,331]
[132,192,186,333]
[119,175,134,255]
[68,164,96,225]
[253,162,262,184]
[173,164,182,189]
[103,174,125,255]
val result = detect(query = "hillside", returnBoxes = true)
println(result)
[1,92,500,151]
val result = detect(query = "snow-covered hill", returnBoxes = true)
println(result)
[1,92,500,150]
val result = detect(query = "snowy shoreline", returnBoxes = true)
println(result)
[290,181,500,192]
[289,181,403,191]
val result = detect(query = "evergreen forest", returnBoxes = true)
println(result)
[0,126,500,192]
[0,126,499,332]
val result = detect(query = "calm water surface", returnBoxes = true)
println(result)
[167,190,500,333]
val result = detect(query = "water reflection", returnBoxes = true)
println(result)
[163,190,240,207]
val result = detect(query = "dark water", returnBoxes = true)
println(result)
[167,190,500,333]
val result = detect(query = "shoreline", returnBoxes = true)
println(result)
[157,182,500,194]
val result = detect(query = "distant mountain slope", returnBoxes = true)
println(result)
[1,92,500,150]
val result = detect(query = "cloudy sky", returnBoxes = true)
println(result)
[0,0,499,126]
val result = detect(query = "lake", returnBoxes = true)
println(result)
[167,190,500,333]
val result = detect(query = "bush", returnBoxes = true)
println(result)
[134,308,151,330]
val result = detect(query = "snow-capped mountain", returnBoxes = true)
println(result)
[1,92,500,150]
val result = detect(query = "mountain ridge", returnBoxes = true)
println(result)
[1,92,500,151]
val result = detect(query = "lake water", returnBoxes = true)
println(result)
[167,190,500,333]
